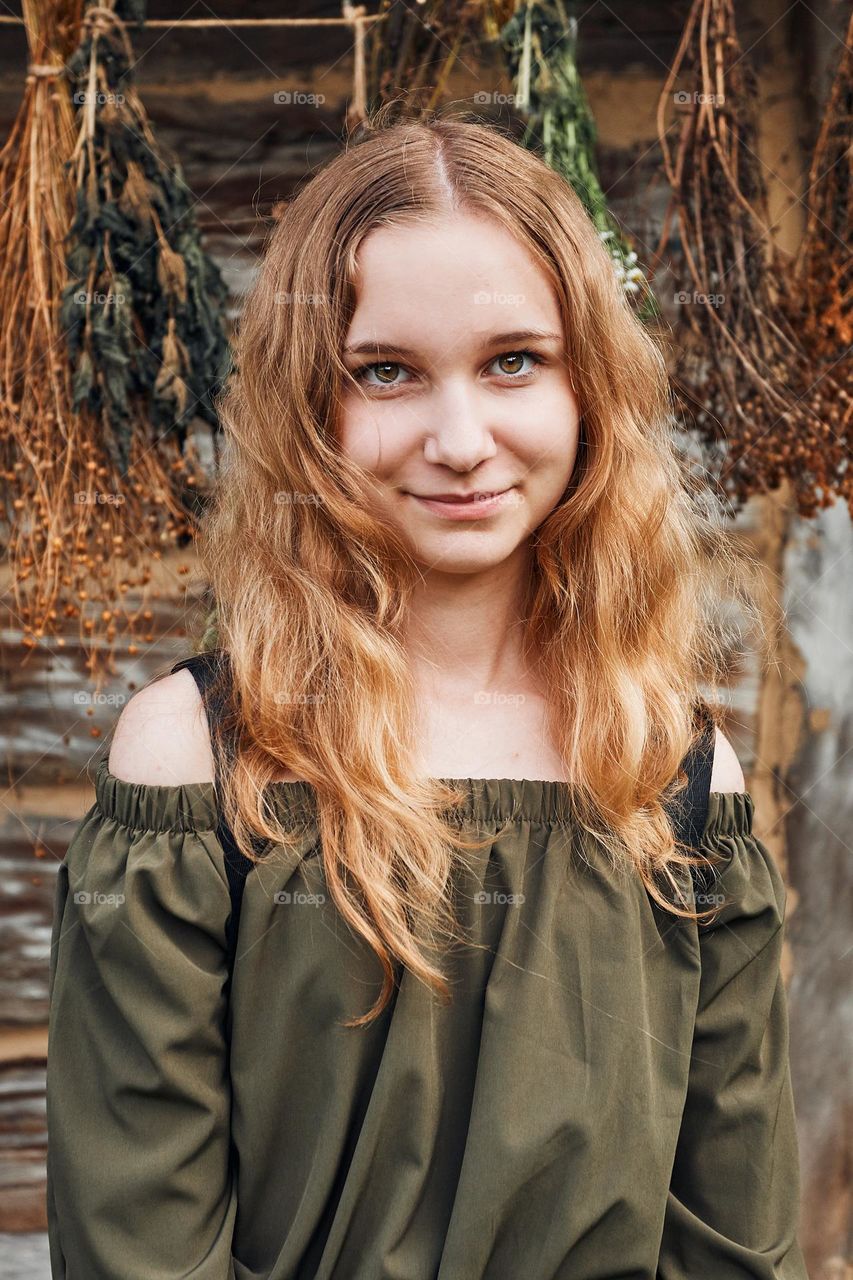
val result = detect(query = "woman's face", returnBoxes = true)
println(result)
[338,212,581,576]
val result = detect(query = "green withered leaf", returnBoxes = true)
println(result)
[103,362,130,412]
[97,201,133,237]
[66,240,90,279]
[59,283,86,337]
[71,350,94,409]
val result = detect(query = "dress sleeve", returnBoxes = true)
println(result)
[657,791,809,1279]
[46,758,238,1279]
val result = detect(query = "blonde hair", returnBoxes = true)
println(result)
[196,107,762,1027]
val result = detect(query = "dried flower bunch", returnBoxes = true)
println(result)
[0,0,231,674]
[363,0,510,115]
[655,0,852,519]
[499,0,657,321]
[778,7,852,426]
[62,0,231,468]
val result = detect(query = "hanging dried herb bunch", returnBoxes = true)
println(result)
[63,0,231,467]
[362,0,508,118]
[655,0,852,520]
[0,0,231,676]
[779,7,851,393]
[499,0,659,321]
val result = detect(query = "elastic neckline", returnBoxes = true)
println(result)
[259,778,753,832]
[271,774,576,827]
[94,755,753,836]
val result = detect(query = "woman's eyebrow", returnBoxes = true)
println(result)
[343,329,563,358]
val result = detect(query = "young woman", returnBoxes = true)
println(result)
[46,113,808,1278]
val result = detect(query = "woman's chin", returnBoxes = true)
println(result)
[408,533,527,576]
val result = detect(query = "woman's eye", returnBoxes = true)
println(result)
[490,350,543,378]
[354,361,411,389]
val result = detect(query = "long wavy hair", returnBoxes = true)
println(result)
[191,108,765,1027]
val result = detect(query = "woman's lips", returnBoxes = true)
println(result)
[407,487,517,520]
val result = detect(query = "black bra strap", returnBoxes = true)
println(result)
[170,650,257,970]
[663,700,717,859]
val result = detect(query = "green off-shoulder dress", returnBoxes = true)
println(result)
[46,751,808,1277]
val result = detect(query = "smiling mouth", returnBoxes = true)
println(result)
[409,489,512,503]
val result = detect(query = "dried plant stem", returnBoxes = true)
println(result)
[0,0,206,680]
[655,0,852,519]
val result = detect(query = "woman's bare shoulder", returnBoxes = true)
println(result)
[709,725,746,794]
[108,669,216,787]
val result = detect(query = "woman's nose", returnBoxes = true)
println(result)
[421,382,498,472]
